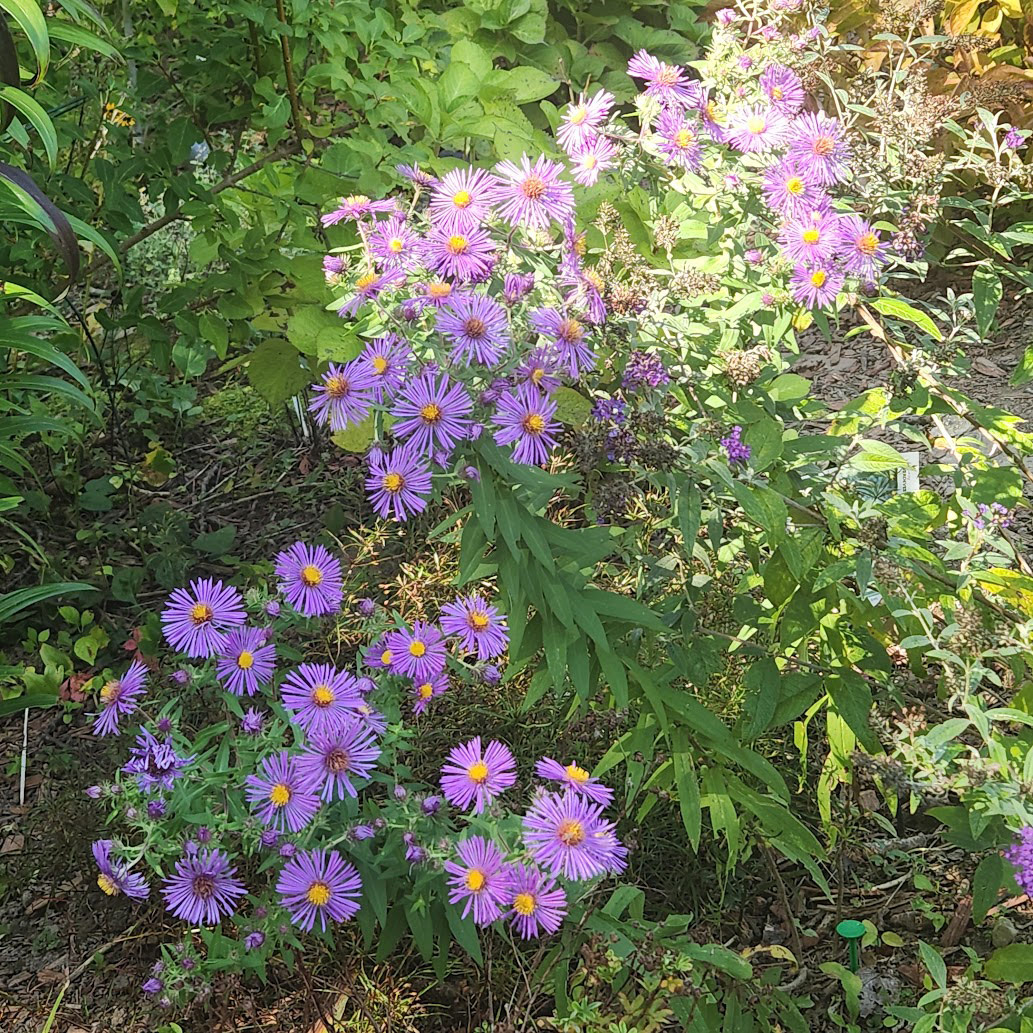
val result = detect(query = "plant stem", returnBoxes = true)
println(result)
[274,0,306,153]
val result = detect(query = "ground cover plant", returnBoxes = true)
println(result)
[2,0,1033,1030]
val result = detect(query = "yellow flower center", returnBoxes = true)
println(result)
[463,317,487,339]
[521,174,547,200]
[569,105,588,125]
[325,374,349,398]
[802,228,820,244]
[346,194,370,206]
[465,868,486,891]
[522,413,546,435]
[380,649,393,666]
[468,612,490,631]
[557,818,586,846]
[300,564,323,587]
[372,355,389,374]
[388,237,405,253]
[810,270,828,288]
[312,685,335,707]
[418,682,435,699]
[786,176,804,194]
[97,872,119,896]
[746,115,767,135]
[467,760,489,783]
[565,763,590,784]
[356,271,379,289]
[657,65,679,85]
[190,602,213,626]
[812,135,835,156]
[452,189,472,208]
[771,86,784,100]
[706,100,723,123]
[327,748,351,773]
[446,235,469,255]
[237,650,254,670]
[530,367,545,384]
[557,317,583,341]
[513,892,536,915]
[582,155,598,170]
[100,680,121,704]
[585,270,604,291]
[858,232,879,256]
[270,783,291,807]
[674,128,694,148]
[428,281,452,299]
[420,403,442,424]
[383,472,404,493]
[307,881,332,907]
[409,640,427,658]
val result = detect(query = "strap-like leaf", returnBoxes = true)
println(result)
[0,13,17,132]
[0,580,96,624]
[0,162,79,279]
[0,0,49,86]
[47,21,120,60]
[0,84,57,167]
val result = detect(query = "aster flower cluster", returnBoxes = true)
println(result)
[439,740,626,936]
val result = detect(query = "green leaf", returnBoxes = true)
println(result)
[918,940,947,989]
[331,413,376,453]
[851,439,909,472]
[193,525,236,555]
[449,38,492,79]
[729,481,788,541]
[246,338,310,406]
[0,0,49,84]
[972,265,1003,338]
[671,729,701,850]
[985,943,1033,984]
[767,373,811,403]
[0,85,57,167]
[496,66,557,104]
[0,691,58,717]
[972,852,1004,923]
[46,20,120,60]
[0,581,96,624]
[870,297,943,341]
[551,385,593,426]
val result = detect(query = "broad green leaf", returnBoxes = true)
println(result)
[246,338,310,406]
[918,940,947,989]
[870,297,943,341]
[972,265,1003,338]
[972,852,1004,923]
[851,439,909,472]
[551,385,592,426]
[985,943,1033,983]
[331,413,376,453]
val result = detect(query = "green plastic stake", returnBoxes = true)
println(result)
[836,919,866,973]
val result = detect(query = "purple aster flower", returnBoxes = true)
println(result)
[122,728,193,793]
[393,783,408,800]
[351,823,376,841]
[493,385,561,466]
[244,931,265,950]
[440,736,517,814]
[493,155,575,232]
[359,334,409,402]
[716,7,736,24]
[481,664,502,685]
[385,621,447,682]
[535,757,615,805]
[92,660,148,736]
[557,90,615,154]
[759,64,805,114]
[368,214,422,271]
[738,55,754,70]
[655,108,703,170]
[503,272,535,305]
[161,578,246,658]
[422,794,442,815]
[85,785,102,799]
[429,166,497,233]
[337,267,407,317]
[280,664,363,738]
[761,159,826,216]
[241,707,265,735]
[357,597,376,617]
[627,50,701,109]
[93,839,149,900]
[505,863,568,938]
[260,828,280,849]
[264,599,281,618]
[321,194,396,226]
[622,350,669,391]
[161,848,246,925]
[721,425,752,464]
[726,104,790,153]
[411,669,449,714]
[215,626,275,697]
[414,278,457,310]
[440,594,509,660]
[308,360,375,432]
[1006,827,1033,894]
[697,89,728,142]
[838,214,889,281]
[558,251,607,324]
[364,634,397,673]
[297,719,381,801]
[1004,126,1024,150]
[437,294,510,366]
[406,842,426,864]
[142,977,163,994]
[515,348,563,394]
[444,835,510,926]
[744,248,764,266]
[366,443,433,521]
[274,541,344,618]
[147,798,167,819]
[171,669,190,686]
[569,136,618,187]
[787,112,851,186]
[277,848,362,932]
[522,790,627,880]
[529,307,595,377]
[397,162,438,188]
[790,263,844,308]
[392,372,473,455]
[424,226,496,282]
[464,464,481,480]
[779,209,841,265]
[245,750,321,833]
